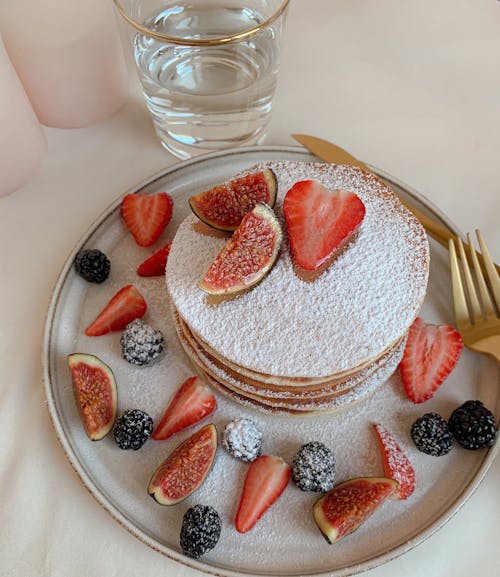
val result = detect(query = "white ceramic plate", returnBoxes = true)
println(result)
[42,146,499,577]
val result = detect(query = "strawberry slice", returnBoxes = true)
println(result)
[152,376,216,440]
[373,423,415,500]
[121,192,173,247]
[399,317,463,403]
[235,455,291,533]
[85,285,147,336]
[137,242,172,277]
[283,181,365,271]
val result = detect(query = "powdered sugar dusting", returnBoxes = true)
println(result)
[167,161,429,377]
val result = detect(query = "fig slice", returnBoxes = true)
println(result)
[148,423,218,505]
[189,169,277,232]
[313,477,398,544]
[199,203,282,296]
[68,353,118,441]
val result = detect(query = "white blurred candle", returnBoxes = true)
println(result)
[0,0,128,128]
[0,36,46,197]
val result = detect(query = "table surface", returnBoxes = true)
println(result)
[1,1,499,576]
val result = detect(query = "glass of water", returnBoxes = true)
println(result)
[114,0,290,159]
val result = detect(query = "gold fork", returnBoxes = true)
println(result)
[449,231,500,362]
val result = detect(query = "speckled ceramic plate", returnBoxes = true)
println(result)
[42,146,499,577]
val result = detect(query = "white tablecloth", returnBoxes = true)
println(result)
[1,1,499,576]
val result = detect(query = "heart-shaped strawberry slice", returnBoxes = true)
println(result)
[283,181,366,271]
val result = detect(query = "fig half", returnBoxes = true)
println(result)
[148,423,218,505]
[189,169,277,232]
[68,353,118,441]
[199,203,282,296]
[313,477,398,544]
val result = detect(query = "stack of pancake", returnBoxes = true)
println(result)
[166,161,429,415]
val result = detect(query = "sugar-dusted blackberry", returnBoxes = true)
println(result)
[448,400,498,450]
[292,441,336,492]
[222,418,263,462]
[411,412,454,456]
[74,249,110,283]
[180,505,221,559]
[113,409,153,450]
[120,319,164,366]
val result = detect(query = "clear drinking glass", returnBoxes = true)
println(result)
[114,0,290,159]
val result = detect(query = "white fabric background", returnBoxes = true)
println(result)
[0,1,499,576]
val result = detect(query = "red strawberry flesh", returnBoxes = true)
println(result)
[137,242,172,277]
[235,455,290,533]
[399,317,463,403]
[121,192,173,247]
[152,376,216,440]
[85,284,147,336]
[373,423,415,500]
[283,181,366,271]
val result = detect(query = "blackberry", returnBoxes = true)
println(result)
[222,418,263,462]
[120,319,164,366]
[113,409,153,450]
[291,441,336,492]
[180,505,221,559]
[411,412,454,456]
[74,249,110,283]
[448,400,498,450]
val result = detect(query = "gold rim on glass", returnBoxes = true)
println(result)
[113,0,290,46]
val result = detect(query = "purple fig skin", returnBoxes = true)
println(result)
[148,424,218,505]
[313,477,399,544]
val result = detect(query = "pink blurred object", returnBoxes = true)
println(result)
[0,35,46,197]
[0,0,128,128]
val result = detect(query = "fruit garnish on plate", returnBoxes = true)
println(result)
[85,284,147,337]
[113,409,153,450]
[313,477,398,544]
[68,353,117,441]
[148,423,218,505]
[120,319,164,366]
[373,423,415,500]
[235,455,291,534]
[189,169,277,232]
[180,504,222,559]
[448,400,498,450]
[74,249,110,283]
[399,317,464,403]
[283,181,366,272]
[136,242,172,277]
[222,418,263,463]
[199,203,282,296]
[411,412,454,456]
[152,376,216,441]
[121,192,173,247]
[291,441,336,492]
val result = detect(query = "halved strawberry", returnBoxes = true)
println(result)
[235,455,290,533]
[152,376,216,440]
[137,242,172,277]
[85,284,147,336]
[399,317,463,404]
[283,181,365,271]
[373,423,415,500]
[121,192,173,247]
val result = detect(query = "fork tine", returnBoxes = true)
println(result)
[457,237,482,322]
[467,233,496,318]
[449,239,470,327]
[476,229,500,312]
